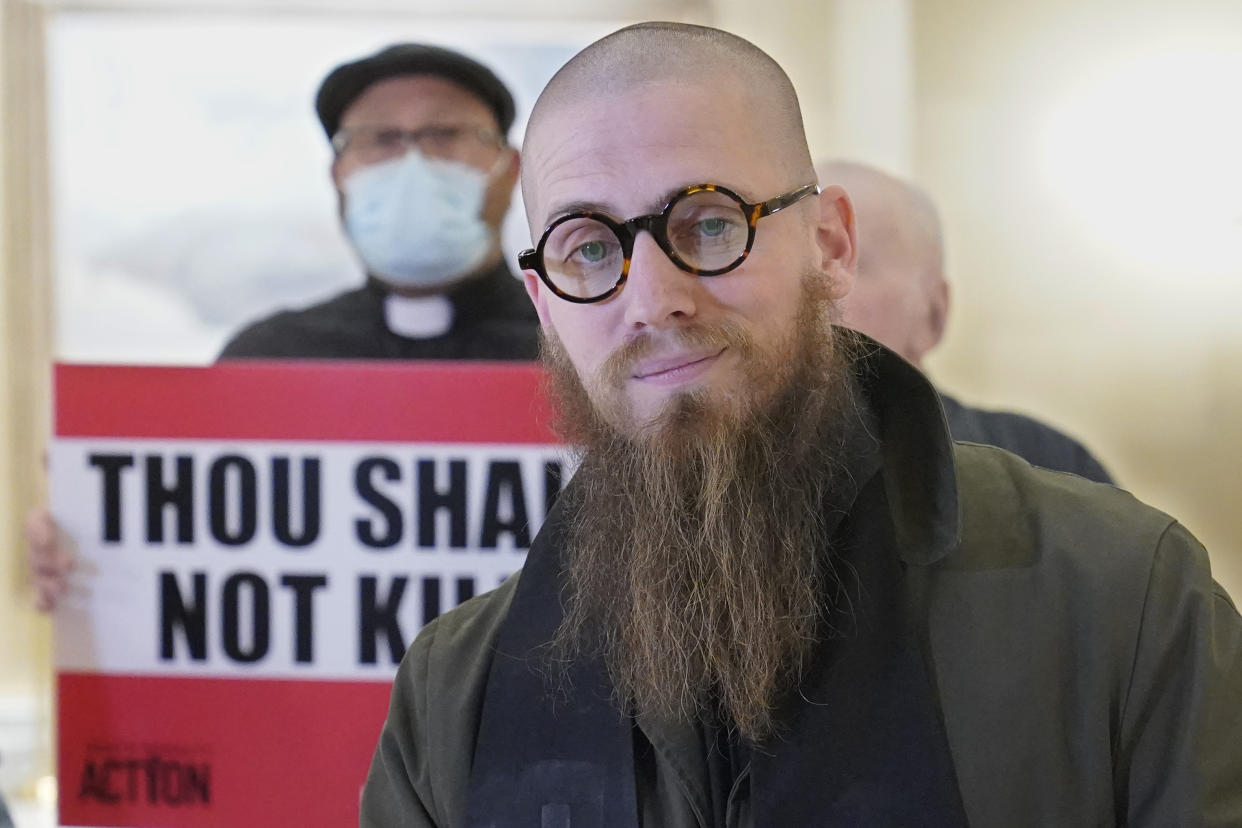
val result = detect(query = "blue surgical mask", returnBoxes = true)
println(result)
[342,151,494,290]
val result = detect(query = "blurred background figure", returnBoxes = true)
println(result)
[818,159,1112,483]
[27,43,542,612]
[16,42,545,826]
[220,42,537,361]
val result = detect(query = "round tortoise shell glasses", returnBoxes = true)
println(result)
[518,182,820,304]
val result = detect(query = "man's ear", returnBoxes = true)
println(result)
[926,277,950,349]
[817,185,857,300]
[522,269,554,329]
[330,158,347,218]
[500,146,520,186]
[483,147,522,229]
[490,146,521,197]
[907,276,951,365]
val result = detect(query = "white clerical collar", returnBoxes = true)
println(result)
[382,292,454,339]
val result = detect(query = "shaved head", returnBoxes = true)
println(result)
[522,22,815,226]
[815,160,948,366]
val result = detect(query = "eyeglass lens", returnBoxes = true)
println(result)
[341,125,499,165]
[541,189,751,300]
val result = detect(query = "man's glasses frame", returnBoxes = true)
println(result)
[518,182,820,304]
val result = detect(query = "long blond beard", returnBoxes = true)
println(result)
[541,271,859,743]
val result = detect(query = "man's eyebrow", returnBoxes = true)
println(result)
[543,200,615,224]
[541,182,727,228]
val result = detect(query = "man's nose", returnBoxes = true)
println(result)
[621,232,699,329]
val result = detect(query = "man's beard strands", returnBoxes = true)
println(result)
[539,271,859,743]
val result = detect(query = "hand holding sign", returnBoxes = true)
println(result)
[26,505,74,612]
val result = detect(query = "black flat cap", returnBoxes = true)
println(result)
[315,43,516,141]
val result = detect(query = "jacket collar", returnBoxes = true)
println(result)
[844,331,960,566]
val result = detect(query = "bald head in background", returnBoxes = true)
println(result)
[817,160,947,367]
[818,159,1114,483]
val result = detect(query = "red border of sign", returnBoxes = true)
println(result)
[55,362,560,826]
[58,672,390,828]
[55,361,560,443]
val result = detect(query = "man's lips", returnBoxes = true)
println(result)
[631,348,726,383]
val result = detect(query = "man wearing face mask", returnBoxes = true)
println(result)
[27,45,538,612]
[219,43,537,360]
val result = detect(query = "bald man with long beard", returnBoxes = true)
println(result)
[360,23,1242,828]
[818,160,1113,484]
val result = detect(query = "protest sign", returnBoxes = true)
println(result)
[51,361,563,827]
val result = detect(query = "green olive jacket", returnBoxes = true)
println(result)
[361,346,1242,828]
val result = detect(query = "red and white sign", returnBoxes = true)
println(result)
[50,361,563,828]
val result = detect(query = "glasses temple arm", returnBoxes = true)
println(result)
[759,183,821,217]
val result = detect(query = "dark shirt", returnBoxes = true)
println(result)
[218,263,539,361]
[939,392,1113,484]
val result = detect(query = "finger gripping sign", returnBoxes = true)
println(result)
[51,361,563,828]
